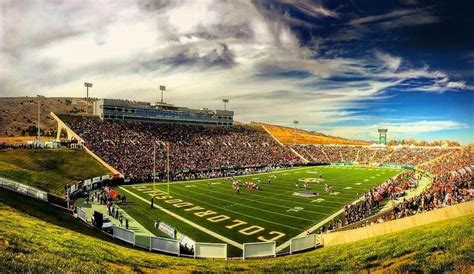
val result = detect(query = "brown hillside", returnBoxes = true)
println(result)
[256,123,369,145]
[0,97,92,137]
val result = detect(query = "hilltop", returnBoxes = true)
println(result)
[0,97,93,137]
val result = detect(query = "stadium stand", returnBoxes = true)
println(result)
[292,144,461,168]
[59,115,300,181]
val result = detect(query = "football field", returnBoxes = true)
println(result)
[116,165,403,256]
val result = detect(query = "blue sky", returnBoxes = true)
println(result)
[0,0,473,143]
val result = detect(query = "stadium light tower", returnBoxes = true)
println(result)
[293,120,299,146]
[84,82,93,114]
[222,99,229,110]
[160,85,166,103]
[36,95,45,140]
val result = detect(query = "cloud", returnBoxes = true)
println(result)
[276,0,339,18]
[374,50,401,71]
[0,0,471,142]
[320,120,469,141]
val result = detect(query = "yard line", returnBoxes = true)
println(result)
[160,185,319,222]
[119,186,244,250]
[135,166,316,187]
[156,184,331,215]
[275,169,406,252]
[128,186,303,231]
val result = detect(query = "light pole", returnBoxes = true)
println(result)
[160,85,166,103]
[84,82,93,114]
[37,95,45,141]
[293,120,299,146]
[222,99,229,110]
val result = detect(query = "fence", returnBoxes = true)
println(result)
[0,177,48,202]
[113,226,135,246]
[77,207,87,222]
[194,242,227,259]
[289,234,318,254]
[243,241,276,259]
[150,236,180,256]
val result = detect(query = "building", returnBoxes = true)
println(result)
[93,99,233,126]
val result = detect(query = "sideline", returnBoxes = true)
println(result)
[119,186,244,250]
[275,168,406,252]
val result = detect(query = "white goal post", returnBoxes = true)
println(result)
[194,242,227,259]
[150,236,180,256]
[243,241,276,259]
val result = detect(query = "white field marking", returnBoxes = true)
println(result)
[276,168,406,252]
[174,185,332,214]
[192,167,400,203]
[137,166,402,207]
[355,183,362,185]
[134,166,315,187]
[185,185,197,188]
[211,182,221,185]
[343,187,352,190]
[153,170,363,205]
[165,184,321,221]
[129,186,302,231]
[119,186,243,250]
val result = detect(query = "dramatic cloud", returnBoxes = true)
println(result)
[0,0,472,143]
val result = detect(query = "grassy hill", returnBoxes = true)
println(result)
[0,149,109,195]
[256,123,369,145]
[0,97,93,137]
[0,189,472,272]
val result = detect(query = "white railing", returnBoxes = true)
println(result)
[113,226,135,246]
[150,236,180,256]
[194,242,227,259]
[0,177,48,202]
[289,234,318,254]
[243,241,276,259]
[77,207,87,222]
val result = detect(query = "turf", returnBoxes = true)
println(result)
[0,189,472,272]
[116,165,403,256]
[0,149,110,195]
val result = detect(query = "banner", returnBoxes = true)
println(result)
[158,221,176,238]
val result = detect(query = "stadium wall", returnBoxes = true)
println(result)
[51,112,122,175]
[320,200,474,247]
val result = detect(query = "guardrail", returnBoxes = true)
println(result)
[113,226,135,246]
[0,177,48,202]
[75,206,322,260]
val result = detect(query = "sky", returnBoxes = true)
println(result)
[0,0,473,144]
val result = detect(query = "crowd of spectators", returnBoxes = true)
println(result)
[292,144,461,167]
[60,115,300,180]
[340,171,419,226]
[324,160,473,231]
[419,149,472,176]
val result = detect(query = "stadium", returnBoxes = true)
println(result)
[1,0,473,272]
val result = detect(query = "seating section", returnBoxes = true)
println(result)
[292,144,466,168]
[60,115,300,179]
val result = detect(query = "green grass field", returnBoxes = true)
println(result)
[0,149,110,195]
[1,188,472,273]
[116,165,403,256]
